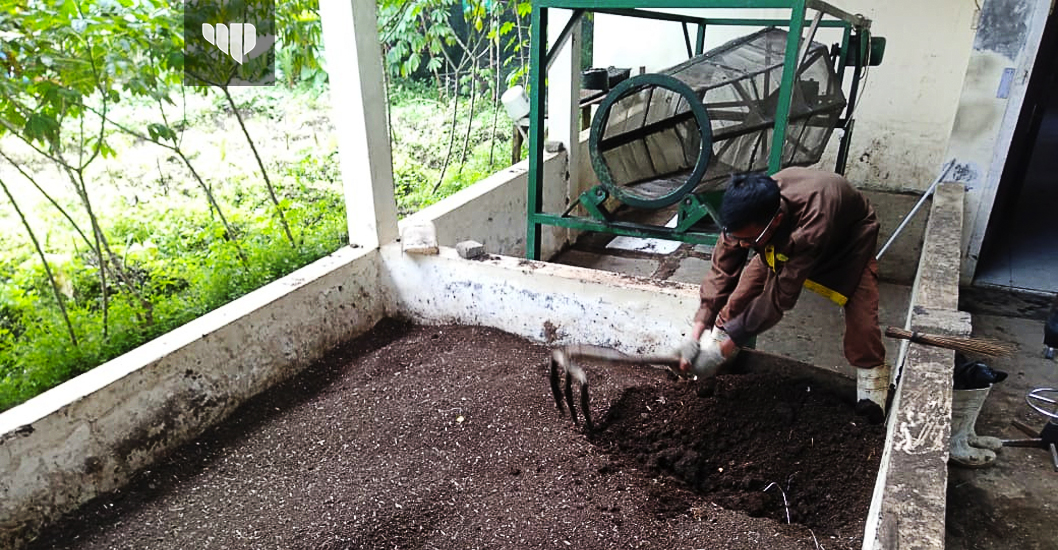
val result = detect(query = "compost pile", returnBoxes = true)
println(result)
[593,373,883,528]
[29,320,882,550]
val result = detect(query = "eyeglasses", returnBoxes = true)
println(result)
[724,205,781,247]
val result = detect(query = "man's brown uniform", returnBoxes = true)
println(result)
[693,167,886,368]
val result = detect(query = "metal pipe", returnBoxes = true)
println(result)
[766,0,806,173]
[683,22,694,58]
[797,9,824,68]
[544,9,585,72]
[875,160,956,261]
[805,0,870,28]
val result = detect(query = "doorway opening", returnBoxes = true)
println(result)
[975,10,1058,294]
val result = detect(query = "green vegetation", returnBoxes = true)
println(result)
[0,0,531,411]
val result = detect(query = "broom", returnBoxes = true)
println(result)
[884,326,1018,357]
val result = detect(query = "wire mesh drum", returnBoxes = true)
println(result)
[589,27,847,210]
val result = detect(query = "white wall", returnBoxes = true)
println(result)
[379,244,699,353]
[948,0,1051,284]
[399,150,571,260]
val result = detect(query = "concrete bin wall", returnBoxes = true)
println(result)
[0,181,958,550]
[863,182,967,550]
[0,247,386,549]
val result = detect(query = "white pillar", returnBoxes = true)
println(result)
[319,0,399,249]
[547,10,582,206]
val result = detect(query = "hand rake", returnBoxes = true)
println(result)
[549,344,684,432]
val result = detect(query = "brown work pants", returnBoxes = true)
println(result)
[717,256,886,368]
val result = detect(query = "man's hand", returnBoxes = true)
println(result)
[677,326,738,377]
[677,338,700,373]
[691,338,727,377]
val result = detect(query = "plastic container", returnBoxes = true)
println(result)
[501,86,531,121]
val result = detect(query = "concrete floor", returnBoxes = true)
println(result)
[551,236,1058,550]
[946,308,1058,550]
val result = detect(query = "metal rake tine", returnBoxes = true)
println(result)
[564,369,578,425]
[580,378,593,432]
[549,355,566,415]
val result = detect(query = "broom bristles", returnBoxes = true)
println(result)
[884,326,1018,357]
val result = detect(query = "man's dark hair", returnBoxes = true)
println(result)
[720,172,781,232]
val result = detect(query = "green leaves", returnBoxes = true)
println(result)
[146,122,177,144]
[23,113,60,144]
[377,0,533,94]
[0,0,186,148]
[275,0,324,87]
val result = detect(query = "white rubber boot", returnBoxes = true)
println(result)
[856,363,891,412]
[965,385,1003,452]
[950,387,998,468]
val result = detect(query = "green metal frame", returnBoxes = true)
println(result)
[588,73,714,210]
[527,0,874,259]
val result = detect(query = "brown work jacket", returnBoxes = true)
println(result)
[694,167,879,346]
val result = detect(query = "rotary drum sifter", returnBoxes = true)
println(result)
[587,27,847,212]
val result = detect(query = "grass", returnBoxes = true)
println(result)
[0,78,516,412]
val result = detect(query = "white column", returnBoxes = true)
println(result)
[546,10,582,206]
[319,0,399,249]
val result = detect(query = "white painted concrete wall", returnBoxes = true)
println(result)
[0,247,385,549]
[378,244,699,354]
[863,183,968,550]
[590,1,978,191]
[399,150,572,260]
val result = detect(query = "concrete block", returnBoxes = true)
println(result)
[456,240,486,260]
[910,307,973,337]
[401,221,438,255]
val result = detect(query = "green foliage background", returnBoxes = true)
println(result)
[0,0,530,411]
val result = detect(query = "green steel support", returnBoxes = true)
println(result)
[594,8,707,25]
[589,9,848,29]
[836,25,852,82]
[540,0,811,9]
[539,0,868,28]
[698,17,846,27]
[767,0,806,174]
[527,6,547,260]
[836,27,868,174]
[545,9,585,72]
[525,1,873,259]
[578,186,613,222]
[675,190,725,233]
[535,213,721,246]
[682,22,693,58]
[833,24,853,174]
[805,0,869,28]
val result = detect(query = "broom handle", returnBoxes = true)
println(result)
[876,159,956,261]
[884,326,1016,357]
[885,326,926,343]
[558,344,682,368]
